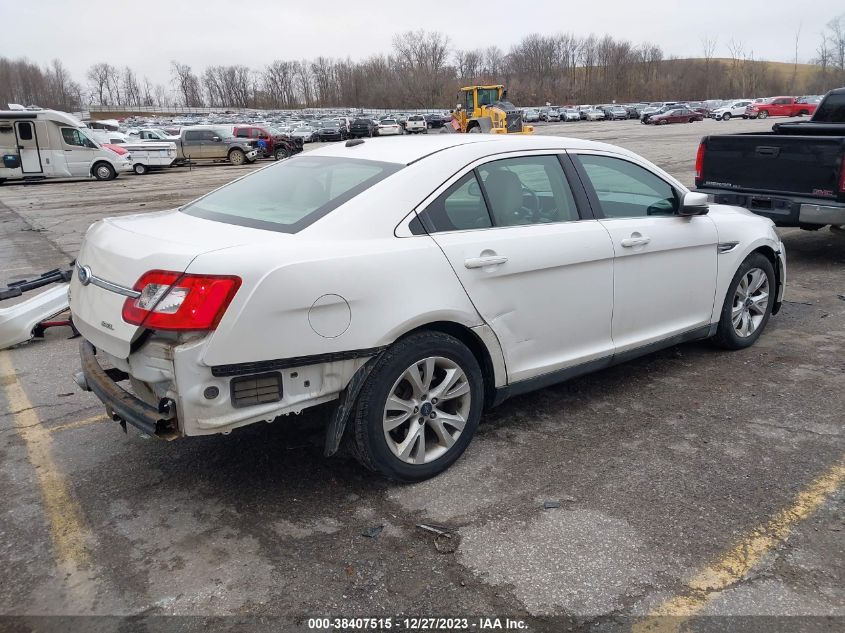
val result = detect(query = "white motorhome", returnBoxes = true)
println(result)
[0,109,132,184]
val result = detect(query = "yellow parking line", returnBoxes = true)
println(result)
[0,352,91,566]
[50,414,108,434]
[634,456,845,633]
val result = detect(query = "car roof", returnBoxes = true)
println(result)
[307,134,635,166]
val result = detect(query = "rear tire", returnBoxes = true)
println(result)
[349,331,483,481]
[711,253,775,350]
[92,162,116,181]
[133,163,148,175]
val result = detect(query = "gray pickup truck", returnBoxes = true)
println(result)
[169,126,260,166]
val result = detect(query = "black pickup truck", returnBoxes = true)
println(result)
[695,87,845,230]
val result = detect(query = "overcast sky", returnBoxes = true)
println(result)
[4,0,843,86]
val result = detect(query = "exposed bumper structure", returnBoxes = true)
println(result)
[79,340,177,437]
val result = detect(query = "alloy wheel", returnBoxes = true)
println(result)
[382,356,471,465]
[732,268,770,337]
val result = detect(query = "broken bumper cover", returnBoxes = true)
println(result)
[79,340,176,436]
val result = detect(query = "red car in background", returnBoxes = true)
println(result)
[645,107,704,125]
[746,96,818,119]
[232,125,302,160]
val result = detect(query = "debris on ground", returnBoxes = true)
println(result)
[361,525,384,538]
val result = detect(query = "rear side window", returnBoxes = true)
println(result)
[813,94,845,123]
[182,156,402,233]
[416,172,492,233]
[478,155,579,226]
[575,154,678,218]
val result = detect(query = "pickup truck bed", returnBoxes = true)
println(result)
[695,88,845,229]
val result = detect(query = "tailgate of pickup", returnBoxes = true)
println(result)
[697,134,845,202]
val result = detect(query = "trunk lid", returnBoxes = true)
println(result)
[698,134,845,202]
[70,210,277,359]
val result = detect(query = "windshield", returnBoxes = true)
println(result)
[812,93,845,123]
[182,156,403,233]
[381,119,397,125]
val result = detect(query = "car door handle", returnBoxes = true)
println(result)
[620,236,651,247]
[465,255,508,269]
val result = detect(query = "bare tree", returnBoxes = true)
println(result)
[170,61,203,107]
[86,62,112,104]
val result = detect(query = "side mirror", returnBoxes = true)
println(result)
[679,191,709,216]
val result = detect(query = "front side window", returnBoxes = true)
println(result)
[18,121,33,141]
[182,156,402,233]
[61,128,90,147]
[478,155,579,226]
[575,154,678,218]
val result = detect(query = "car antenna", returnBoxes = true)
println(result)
[345,139,364,147]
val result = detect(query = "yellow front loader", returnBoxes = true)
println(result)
[449,85,534,135]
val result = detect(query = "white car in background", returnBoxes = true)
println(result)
[562,108,581,122]
[711,100,753,121]
[289,125,316,142]
[377,119,403,136]
[71,135,785,481]
[585,108,606,121]
[405,115,428,134]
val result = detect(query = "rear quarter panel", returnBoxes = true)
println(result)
[193,235,484,367]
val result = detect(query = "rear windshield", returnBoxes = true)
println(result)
[182,156,402,233]
[813,93,845,123]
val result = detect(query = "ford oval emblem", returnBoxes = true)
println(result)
[78,265,92,286]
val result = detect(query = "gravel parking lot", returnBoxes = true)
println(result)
[1,118,843,632]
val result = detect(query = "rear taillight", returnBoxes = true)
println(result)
[122,270,241,331]
[695,142,705,182]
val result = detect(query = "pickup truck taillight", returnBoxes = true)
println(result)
[840,158,845,193]
[695,142,705,182]
[122,270,241,331]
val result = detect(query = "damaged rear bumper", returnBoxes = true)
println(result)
[78,339,177,437]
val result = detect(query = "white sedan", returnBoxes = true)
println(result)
[70,135,785,481]
[376,119,403,136]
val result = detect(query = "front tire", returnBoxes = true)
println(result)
[92,162,116,181]
[274,147,290,161]
[758,110,769,119]
[349,331,483,481]
[712,253,775,350]
[228,148,246,166]
[722,113,731,121]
